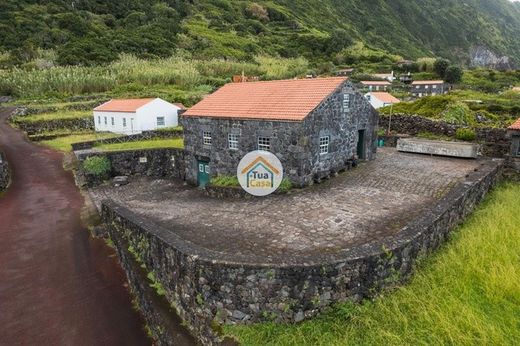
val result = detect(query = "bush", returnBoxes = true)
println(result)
[277,178,293,193]
[83,156,111,177]
[455,128,476,141]
[210,175,239,187]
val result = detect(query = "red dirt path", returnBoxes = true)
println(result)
[0,107,149,345]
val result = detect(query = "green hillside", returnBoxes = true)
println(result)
[1,0,520,67]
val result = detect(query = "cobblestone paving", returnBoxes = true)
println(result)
[90,148,481,263]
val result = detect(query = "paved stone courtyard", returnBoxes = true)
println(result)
[90,148,483,264]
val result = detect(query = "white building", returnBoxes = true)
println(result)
[372,71,395,82]
[93,98,184,135]
[365,92,400,109]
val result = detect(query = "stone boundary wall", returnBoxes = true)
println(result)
[379,114,510,157]
[0,152,10,192]
[77,148,187,187]
[102,159,503,344]
[12,117,95,134]
[71,129,183,151]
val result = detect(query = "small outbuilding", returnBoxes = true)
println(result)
[93,98,184,135]
[181,77,379,187]
[411,80,448,97]
[365,92,400,109]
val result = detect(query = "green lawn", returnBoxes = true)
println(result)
[224,182,520,346]
[16,110,92,122]
[40,132,119,152]
[95,138,184,151]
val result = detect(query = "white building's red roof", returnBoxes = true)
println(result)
[94,98,156,113]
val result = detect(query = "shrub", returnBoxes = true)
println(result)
[83,156,111,177]
[277,178,293,193]
[210,175,239,187]
[455,128,476,141]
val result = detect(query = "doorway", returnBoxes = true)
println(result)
[357,129,366,160]
[197,160,210,188]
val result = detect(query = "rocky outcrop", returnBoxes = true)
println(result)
[469,46,516,70]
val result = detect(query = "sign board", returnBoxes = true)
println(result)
[237,151,283,196]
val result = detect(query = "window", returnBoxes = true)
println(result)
[111,117,115,126]
[516,142,520,157]
[416,85,420,89]
[319,136,330,154]
[123,118,127,127]
[343,93,351,111]
[432,85,437,89]
[104,116,107,125]
[228,133,238,150]
[157,117,165,126]
[203,131,212,145]
[97,116,101,124]
[258,137,270,151]
[425,85,429,89]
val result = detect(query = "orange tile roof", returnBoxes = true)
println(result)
[508,118,520,130]
[183,77,347,121]
[370,92,400,104]
[94,98,156,113]
[360,81,391,86]
[411,80,445,85]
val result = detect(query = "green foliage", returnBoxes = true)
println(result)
[82,156,111,177]
[445,65,463,84]
[41,132,118,152]
[278,178,293,193]
[224,183,520,345]
[210,175,239,187]
[434,58,450,78]
[95,138,184,152]
[442,102,473,125]
[456,128,476,141]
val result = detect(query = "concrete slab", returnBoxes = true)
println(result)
[397,138,479,158]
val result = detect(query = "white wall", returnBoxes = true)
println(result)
[93,98,181,135]
[137,98,180,132]
[364,93,398,110]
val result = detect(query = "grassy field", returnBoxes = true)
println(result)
[16,110,92,122]
[223,182,520,346]
[94,138,184,151]
[40,132,119,152]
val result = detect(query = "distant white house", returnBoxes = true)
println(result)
[365,92,400,109]
[360,80,392,91]
[93,98,184,135]
[371,71,395,82]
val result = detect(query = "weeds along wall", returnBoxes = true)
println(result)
[379,114,511,157]
[101,159,502,345]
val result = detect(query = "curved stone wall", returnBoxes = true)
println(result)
[102,159,502,344]
[0,152,10,192]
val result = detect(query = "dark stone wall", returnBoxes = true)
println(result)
[0,152,10,192]
[181,81,379,187]
[379,114,511,157]
[77,148,187,187]
[508,132,520,170]
[12,117,94,134]
[71,129,183,151]
[102,159,502,344]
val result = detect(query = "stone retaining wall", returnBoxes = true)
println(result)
[13,117,95,134]
[102,159,502,344]
[71,129,183,151]
[0,152,10,192]
[77,148,187,187]
[379,114,510,157]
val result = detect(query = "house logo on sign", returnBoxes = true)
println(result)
[237,151,283,196]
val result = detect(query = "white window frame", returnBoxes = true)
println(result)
[343,93,351,111]
[123,118,127,127]
[97,116,101,124]
[156,116,165,126]
[258,137,271,151]
[319,136,330,155]
[111,117,115,126]
[203,131,212,146]
[104,116,107,125]
[228,133,238,150]
[432,85,437,89]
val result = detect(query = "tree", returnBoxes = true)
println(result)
[444,65,463,84]
[434,58,450,78]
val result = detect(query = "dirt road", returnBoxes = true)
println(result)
[0,107,150,345]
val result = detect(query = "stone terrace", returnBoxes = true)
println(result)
[90,148,483,265]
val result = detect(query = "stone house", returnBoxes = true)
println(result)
[181,77,379,187]
[411,80,448,97]
[93,98,185,135]
[360,80,392,91]
[508,118,520,170]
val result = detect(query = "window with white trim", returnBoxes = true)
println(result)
[123,118,127,127]
[432,85,437,89]
[258,137,270,151]
[97,116,101,124]
[104,116,107,125]
[228,133,238,150]
[319,136,330,154]
[203,131,212,145]
[111,117,115,126]
[157,117,165,126]
[343,93,350,112]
